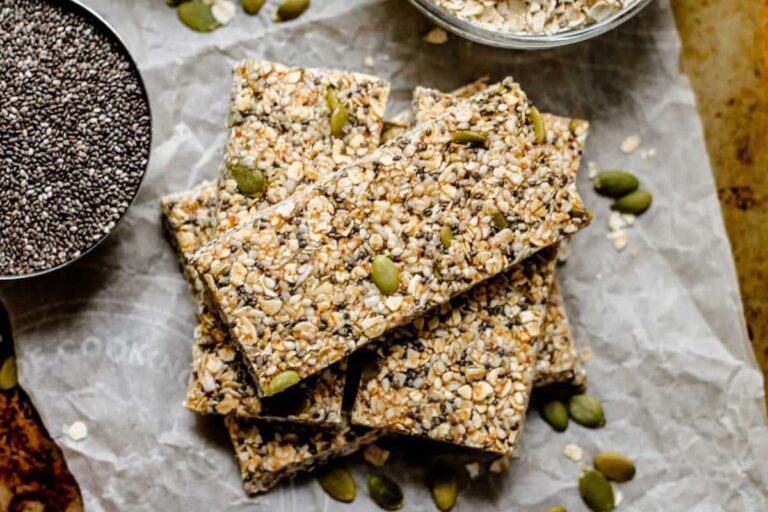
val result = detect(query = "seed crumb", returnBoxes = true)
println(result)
[608,229,628,251]
[563,443,583,462]
[588,161,600,179]
[66,421,88,441]
[640,148,656,160]
[581,346,593,362]
[364,55,376,68]
[423,27,449,44]
[465,462,481,479]
[212,0,236,25]
[620,134,641,154]
[615,489,623,506]
[489,455,510,474]
[363,444,390,467]
[630,246,640,257]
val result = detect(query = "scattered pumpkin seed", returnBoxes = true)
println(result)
[264,370,301,397]
[275,0,310,21]
[439,225,455,248]
[330,106,348,137]
[491,212,508,229]
[326,86,340,111]
[368,475,404,510]
[428,466,458,511]
[611,189,652,215]
[539,400,569,432]
[594,452,636,483]
[177,1,220,32]
[548,507,568,512]
[371,255,400,295]
[567,394,606,428]
[316,465,356,503]
[579,468,615,512]
[530,105,546,143]
[230,163,267,197]
[242,0,266,14]
[451,130,490,149]
[594,170,640,198]
[0,356,17,391]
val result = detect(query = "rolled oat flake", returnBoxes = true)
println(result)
[0,0,151,276]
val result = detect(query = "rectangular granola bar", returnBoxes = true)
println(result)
[216,60,390,234]
[227,417,382,496]
[193,78,592,395]
[161,184,346,424]
[410,86,588,388]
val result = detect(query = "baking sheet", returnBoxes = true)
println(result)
[2,0,767,510]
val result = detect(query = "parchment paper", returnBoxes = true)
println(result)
[3,0,767,510]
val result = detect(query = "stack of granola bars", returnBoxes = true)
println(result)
[161,60,591,496]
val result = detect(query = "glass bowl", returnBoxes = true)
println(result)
[408,0,654,49]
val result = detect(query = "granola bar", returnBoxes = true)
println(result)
[193,78,591,395]
[216,60,390,234]
[227,417,382,496]
[161,184,346,424]
[410,86,588,388]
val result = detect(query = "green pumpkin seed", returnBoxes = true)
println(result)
[530,106,546,144]
[326,87,341,111]
[428,466,458,511]
[230,163,268,197]
[548,507,568,512]
[594,452,636,483]
[0,356,17,391]
[371,255,400,295]
[594,170,640,198]
[579,468,615,512]
[451,131,490,149]
[264,370,301,397]
[241,0,266,14]
[178,1,220,32]
[538,400,569,432]
[316,465,356,503]
[368,475,404,510]
[330,106,348,138]
[568,394,606,428]
[439,225,455,248]
[611,189,652,215]
[491,212,508,229]
[275,0,310,21]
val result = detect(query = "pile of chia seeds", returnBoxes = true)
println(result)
[0,0,151,277]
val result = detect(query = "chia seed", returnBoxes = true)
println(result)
[0,0,151,276]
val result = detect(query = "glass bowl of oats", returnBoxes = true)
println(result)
[409,0,654,49]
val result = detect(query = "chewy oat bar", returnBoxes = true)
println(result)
[193,77,592,396]
[161,184,346,424]
[227,417,382,496]
[351,248,559,454]
[411,86,589,388]
[215,60,390,234]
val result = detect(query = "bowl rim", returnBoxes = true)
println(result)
[408,0,655,49]
[0,0,153,281]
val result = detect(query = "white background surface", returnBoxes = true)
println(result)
[3,0,767,510]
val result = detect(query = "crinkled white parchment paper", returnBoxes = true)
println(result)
[2,0,767,510]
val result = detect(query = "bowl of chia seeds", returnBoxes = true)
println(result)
[410,0,654,49]
[0,0,152,279]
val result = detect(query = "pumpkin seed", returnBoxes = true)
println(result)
[571,206,593,223]
[368,475,404,510]
[594,452,636,483]
[428,466,458,511]
[371,255,400,295]
[230,163,267,197]
[264,370,301,397]
[326,87,340,111]
[242,0,266,14]
[611,189,652,215]
[530,105,546,143]
[178,1,220,32]
[316,465,356,503]
[548,507,568,512]
[491,212,508,229]
[451,130,490,149]
[330,106,348,138]
[539,399,569,432]
[579,468,615,512]
[275,0,310,21]
[567,394,606,428]
[594,170,640,198]
[439,225,455,248]
[0,356,17,391]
